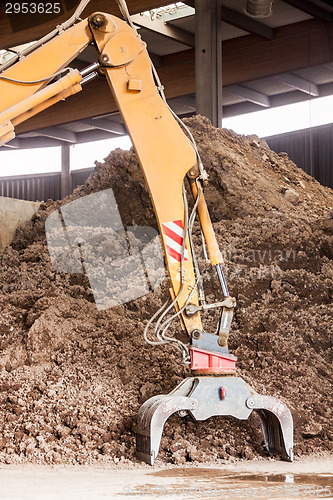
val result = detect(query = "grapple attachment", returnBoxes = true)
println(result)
[136,376,293,465]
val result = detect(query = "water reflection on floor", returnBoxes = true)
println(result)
[124,468,333,499]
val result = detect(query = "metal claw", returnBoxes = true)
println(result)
[136,394,197,465]
[136,376,293,465]
[247,394,294,462]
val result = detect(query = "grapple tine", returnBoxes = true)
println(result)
[247,395,294,462]
[136,376,293,464]
[136,395,197,465]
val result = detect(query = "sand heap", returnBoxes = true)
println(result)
[0,116,332,465]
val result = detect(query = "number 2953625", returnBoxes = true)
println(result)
[5,3,61,14]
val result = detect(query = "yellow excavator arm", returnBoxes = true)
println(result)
[0,5,231,341]
[0,0,293,465]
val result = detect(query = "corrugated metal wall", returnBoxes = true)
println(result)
[0,172,61,201]
[266,123,333,189]
[1,123,333,202]
[0,167,94,202]
[72,168,94,191]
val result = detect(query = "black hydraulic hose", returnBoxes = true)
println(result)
[216,264,229,297]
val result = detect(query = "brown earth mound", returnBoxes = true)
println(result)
[0,116,332,465]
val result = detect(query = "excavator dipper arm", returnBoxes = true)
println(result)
[0,2,293,463]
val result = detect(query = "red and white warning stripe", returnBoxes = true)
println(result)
[162,219,189,263]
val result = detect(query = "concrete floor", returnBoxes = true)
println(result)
[0,457,332,499]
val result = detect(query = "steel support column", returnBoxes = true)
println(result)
[61,144,71,199]
[195,0,222,127]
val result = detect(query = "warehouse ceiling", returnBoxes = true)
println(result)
[1,0,333,149]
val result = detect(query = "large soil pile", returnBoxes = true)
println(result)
[0,116,332,465]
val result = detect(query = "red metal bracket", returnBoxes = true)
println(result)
[190,346,237,375]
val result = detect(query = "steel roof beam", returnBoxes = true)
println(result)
[74,129,121,143]
[81,118,126,135]
[226,84,270,107]
[167,97,196,115]
[131,14,195,47]
[185,0,274,40]
[169,95,196,109]
[220,5,274,40]
[35,127,77,143]
[1,138,20,149]
[223,81,333,117]
[281,0,333,22]
[0,131,121,150]
[1,137,63,149]
[275,73,319,96]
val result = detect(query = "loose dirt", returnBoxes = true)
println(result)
[0,116,332,465]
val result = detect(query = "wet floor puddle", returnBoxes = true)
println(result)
[121,468,333,499]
